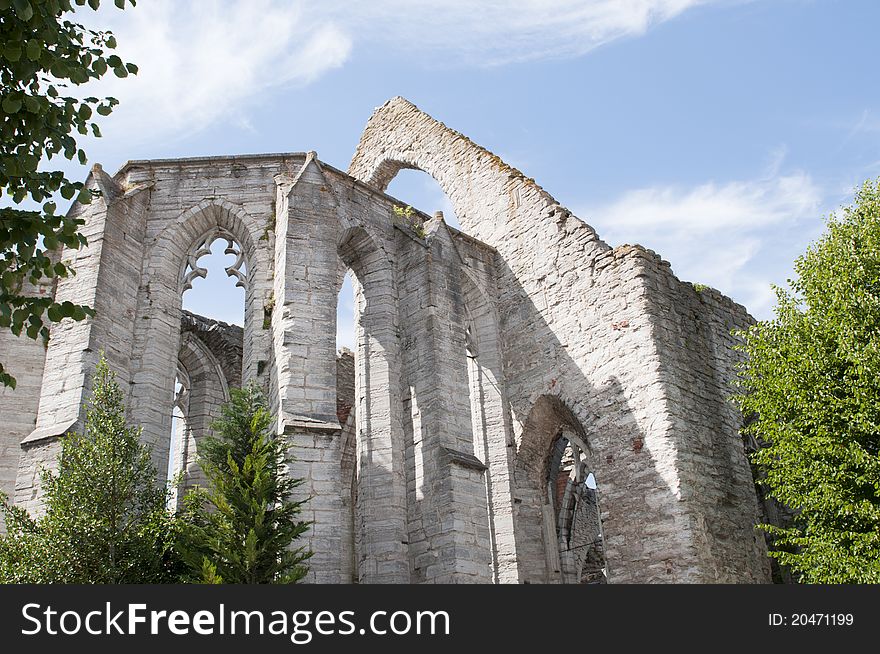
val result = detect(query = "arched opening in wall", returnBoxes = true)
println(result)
[167,367,190,508]
[514,395,608,584]
[166,230,246,498]
[337,271,355,353]
[182,233,246,326]
[385,169,461,230]
[336,226,408,584]
[460,273,514,583]
[336,268,358,582]
[547,432,607,584]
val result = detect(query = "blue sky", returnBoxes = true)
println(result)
[57,0,880,347]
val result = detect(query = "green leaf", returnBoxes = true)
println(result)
[4,42,21,62]
[49,60,68,78]
[22,95,39,112]
[2,95,22,114]
[25,40,40,61]
[12,0,32,22]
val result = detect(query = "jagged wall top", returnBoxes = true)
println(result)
[348,96,611,259]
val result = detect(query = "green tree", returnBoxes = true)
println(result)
[0,355,181,583]
[733,178,880,583]
[179,383,312,584]
[0,0,137,388]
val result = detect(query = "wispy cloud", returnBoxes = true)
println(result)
[762,143,788,178]
[79,0,718,144]
[583,164,826,318]
[86,1,351,145]
[318,0,715,66]
[595,172,820,233]
[833,108,879,152]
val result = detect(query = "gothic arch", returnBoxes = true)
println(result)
[337,226,391,284]
[173,330,231,494]
[513,394,609,584]
[335,224,408,583]
[348,97,604,253]
[129,199,270,475]
[150,198,267,296]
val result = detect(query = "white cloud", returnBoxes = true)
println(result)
[595,172,820,233]
[584,167,826,318]
[86,1,351,145]
[320,0,713,65]
[78,0,717,144]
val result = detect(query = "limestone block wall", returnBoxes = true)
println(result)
[641,267,771,582]
[181,311,243,390]
[0,97,772,583]
[349,97,770,583]
[0,275,53,512]
[395,215,494,583]
[15,166,152,511]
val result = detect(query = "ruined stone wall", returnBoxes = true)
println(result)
[0,275,54,516]
[15,172,152,512]
[0,97,771,583]
[645,273,770,582]
[181,311,243,390]
[349,97,770,583]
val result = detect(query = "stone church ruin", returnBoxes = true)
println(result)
[0,97,771,583]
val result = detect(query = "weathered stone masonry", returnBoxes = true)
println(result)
[0,97,771,583]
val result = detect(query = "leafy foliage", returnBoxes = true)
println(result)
[0,355,182,583]
[392,204,427,238]
[0,0,137,388]
[733,178,880,583]
[178,383,312,584]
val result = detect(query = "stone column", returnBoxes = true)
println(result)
[273,157,343,582]
[349,261,409,584]
[399,221,493,583]
[274,155,410,583]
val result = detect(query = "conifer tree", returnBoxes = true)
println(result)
[0,355,181,583]
[179,383,311,583]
